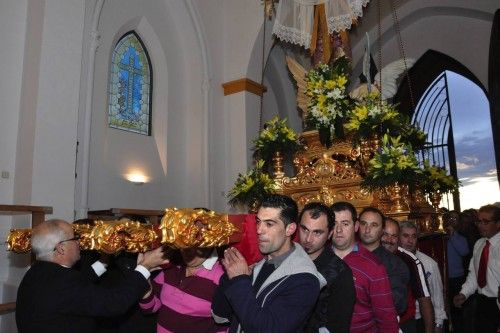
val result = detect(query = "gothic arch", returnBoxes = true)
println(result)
[394,49,486,116]
[395,49,497,208]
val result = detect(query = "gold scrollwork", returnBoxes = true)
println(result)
[7,208,240,254]
[160,208,238,249]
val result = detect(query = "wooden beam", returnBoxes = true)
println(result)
[222,78,267,97]
[0,204,53,229]
[87,208,165,225]
[0,302,15,315]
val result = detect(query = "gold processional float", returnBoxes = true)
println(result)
[7,208,241,254]
[271,130,441,233]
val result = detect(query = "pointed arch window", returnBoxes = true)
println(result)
[412,70,496,210]
[108,31,152,135]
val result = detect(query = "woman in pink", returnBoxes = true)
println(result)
[140,248,228,333]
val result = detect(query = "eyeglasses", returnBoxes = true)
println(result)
[476,219,497,226]
[53,235,80,251]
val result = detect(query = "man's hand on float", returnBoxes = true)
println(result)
[138,246,169,271]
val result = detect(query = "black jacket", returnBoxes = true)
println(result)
[16,260,149,333]
[304,246,356,333]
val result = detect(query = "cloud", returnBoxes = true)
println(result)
[456,162,472,170]
[460,174,498,186]
[459,175,500,210]
[462,156,479,164]
[451,135,496,178]
[486,169,497,176]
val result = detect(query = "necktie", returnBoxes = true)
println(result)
[477,240,490,288]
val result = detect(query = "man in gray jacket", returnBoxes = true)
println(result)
[212,194,326,332]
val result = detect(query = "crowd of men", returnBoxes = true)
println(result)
[16,194,500,333]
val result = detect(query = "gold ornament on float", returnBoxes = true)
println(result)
[6,208,241,254]
[6,229,32,253]
[159,208,239,249]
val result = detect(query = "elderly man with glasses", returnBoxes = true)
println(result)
[16,219,168,333]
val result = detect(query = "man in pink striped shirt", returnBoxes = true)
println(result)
[331,202,399,333]
[139,247,228,333]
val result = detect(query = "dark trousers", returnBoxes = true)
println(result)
[448,276,466,333]
[475,294,500,333]
[400,318,417,333]
[461,294,477,333]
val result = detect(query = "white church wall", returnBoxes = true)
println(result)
[195,0,227,211]
[262,77,280,126]
[0,0,26,206]
[29,0,85,219]
[0,2,28,330]
[350,1,498,91]
[196,0,269,211]
[262,45,303,132]
[0,0,85,331]
[88,0,209,211]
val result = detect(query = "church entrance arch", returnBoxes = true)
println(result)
[395,50,498,210]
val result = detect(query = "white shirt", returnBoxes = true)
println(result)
[91,260,151,280]
[460,231,500,299]
[414,250,447,326]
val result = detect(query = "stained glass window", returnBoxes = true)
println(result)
[108,31,152,135]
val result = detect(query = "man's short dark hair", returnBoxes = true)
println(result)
[299,202,334,230]
[478,204,500,222]
[359,207,386,227]
[260,194,298,226]
[330,201,357,222]
[384,217,400,233]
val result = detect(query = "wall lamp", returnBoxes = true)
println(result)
[125,173,148,185]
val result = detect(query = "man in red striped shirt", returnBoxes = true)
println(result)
[331,202,398,333]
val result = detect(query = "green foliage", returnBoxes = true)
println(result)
[253,116,302,161]
[227,160,277,208]
[363,134,422,190]
[345,92,427,149]
[419,160,460,194]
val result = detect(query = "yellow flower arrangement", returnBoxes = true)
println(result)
[228,160,277,208]
[253,116,302,161]
[363,134,422,190]
[345,92,426,149]
[420,160,460,194]
[305,56,352,147]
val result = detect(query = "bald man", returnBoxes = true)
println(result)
[382,218,434,333]
[16,219,168,333]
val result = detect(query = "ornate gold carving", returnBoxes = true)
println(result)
[90,220,158,254]
[6,229,31,253]
[7,208,240,254]
[73,223,94,250]
[160,208,238,249]
[386,182,410,213]
[276,130,372,210]
[272,151,285,179]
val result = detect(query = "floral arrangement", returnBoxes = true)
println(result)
[228,160,277,209]
[401,124,427,151]
[362,134,422,190]
[419,160,460,194]
[253,116,302,161]
[345,92,427,149]
[345,92,399,141]
[305,56,352,147]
